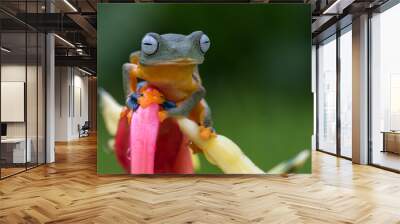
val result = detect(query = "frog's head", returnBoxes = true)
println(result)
[139,31,210,66]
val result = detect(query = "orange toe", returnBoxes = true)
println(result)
[199,126,216,140]
[138,88,165,108]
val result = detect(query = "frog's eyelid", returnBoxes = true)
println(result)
[199,34,210,53]
[142,35,159,55]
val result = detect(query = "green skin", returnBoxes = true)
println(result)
[122,31,213,128]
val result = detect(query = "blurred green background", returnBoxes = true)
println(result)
[98,3,312,174]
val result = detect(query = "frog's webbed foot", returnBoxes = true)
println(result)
[125,81,151,110]
[199,116,215,140]
[199,126,216,140]
[126,93,139,111]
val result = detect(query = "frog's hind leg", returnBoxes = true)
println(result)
[189,99,215,139]
[187,99,215,147]
[188,100,207,126]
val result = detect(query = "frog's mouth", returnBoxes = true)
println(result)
[147,58,202,66]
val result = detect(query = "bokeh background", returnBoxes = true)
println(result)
[98,3,312,174]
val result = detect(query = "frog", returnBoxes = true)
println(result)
[122,31,214,138]
[100,31,309,174]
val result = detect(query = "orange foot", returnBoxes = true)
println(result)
[199,126,216,140]
[138,88,165,108]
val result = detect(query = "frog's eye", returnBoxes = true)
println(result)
[199,34,210,53]
[141,35,158,55]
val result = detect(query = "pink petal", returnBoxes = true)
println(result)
[130,103,160,174]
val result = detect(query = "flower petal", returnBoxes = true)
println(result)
[130,103,160,174]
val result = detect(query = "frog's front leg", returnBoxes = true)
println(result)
[122,52,141,98]
[167,86,206,118]
[168,89,216,140]
[122,63,138,98]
